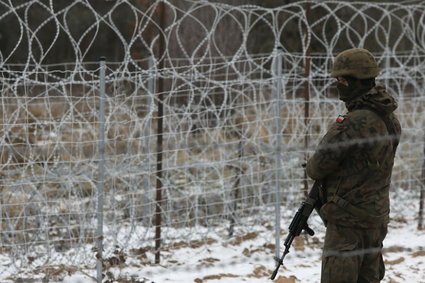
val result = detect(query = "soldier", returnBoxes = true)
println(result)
[306,48,401,283]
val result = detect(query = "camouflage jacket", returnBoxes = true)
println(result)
[306,86,401,228]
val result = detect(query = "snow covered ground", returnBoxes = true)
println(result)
[25,217,423,283]
[2,190,424,283]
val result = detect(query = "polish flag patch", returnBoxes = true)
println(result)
[336,115,346,123]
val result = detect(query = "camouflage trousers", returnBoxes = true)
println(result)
[321,223,387,283]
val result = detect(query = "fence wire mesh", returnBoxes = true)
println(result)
[0,0,425,282]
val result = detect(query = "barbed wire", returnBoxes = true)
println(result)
[0,0,425,281]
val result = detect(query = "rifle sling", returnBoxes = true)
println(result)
[328,195,389,223]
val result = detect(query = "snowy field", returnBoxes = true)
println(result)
[2,189,424,283]
[60,221,424,283]
[57,218,425,283]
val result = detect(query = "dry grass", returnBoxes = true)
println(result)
[0,82,423,252]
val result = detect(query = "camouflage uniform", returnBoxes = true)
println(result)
[306,48,401,283]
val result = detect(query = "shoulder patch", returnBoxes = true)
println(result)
[336,115,346,123]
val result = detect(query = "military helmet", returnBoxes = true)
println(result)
[330,48,379,79]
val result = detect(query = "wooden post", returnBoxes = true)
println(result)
[418,136,425,230]
[155,0,166,264]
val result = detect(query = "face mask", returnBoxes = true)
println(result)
[336,82,360,103]
[336,79,374,103]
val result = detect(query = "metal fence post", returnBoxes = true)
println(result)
[96,57,106,283]
[144,53,155,225]
[384,47,391,90]
[272,47,283,263]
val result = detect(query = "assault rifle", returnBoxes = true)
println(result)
[270,181,324,280]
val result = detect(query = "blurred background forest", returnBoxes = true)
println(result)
[1,0,423,65]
